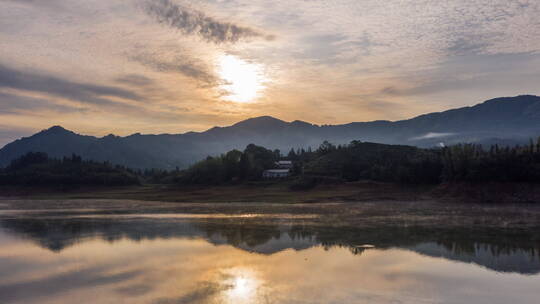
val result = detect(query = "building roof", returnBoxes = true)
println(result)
[276,160,292,164]
[263,169,290,173]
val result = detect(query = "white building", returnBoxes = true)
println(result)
[262,169,290,178]
[275,160,293,169]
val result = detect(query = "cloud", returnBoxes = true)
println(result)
[0,64,142,106]
[0,0,66,11]
[129,52,219,87]
[143,0,274,44]
[115,74,155,87]
[447,37,491,56]
[0,64,226,125]
[380,53,540,98]
[0,92,87,114]
[114,283,153,296]
[0,0,58,5]
[410,132,455,141]
[446,32,502,56]
[295,32,383,66]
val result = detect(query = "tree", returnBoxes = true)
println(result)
[316,140,336,155]
[287,148,298,160]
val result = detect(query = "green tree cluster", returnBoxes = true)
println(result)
[441,141,540,182]
[0,152,139,186]
[178,144,279,184]
[301,140,442,183]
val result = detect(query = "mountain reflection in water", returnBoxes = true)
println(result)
[1,210,540,304]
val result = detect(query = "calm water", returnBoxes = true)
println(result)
[1,204,540,304]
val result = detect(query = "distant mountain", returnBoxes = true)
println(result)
[1,95,540,169]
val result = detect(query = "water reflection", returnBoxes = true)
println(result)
[1,216,539,274]
[1,210,540,303]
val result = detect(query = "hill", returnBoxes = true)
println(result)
[1,95,540,169]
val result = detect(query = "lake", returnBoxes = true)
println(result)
[1,200,540,304]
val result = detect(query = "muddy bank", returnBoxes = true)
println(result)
[434,182,540,203]
[2,196,540,230]
[0,181,431,204]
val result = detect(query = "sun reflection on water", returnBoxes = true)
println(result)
[222,268,261,303]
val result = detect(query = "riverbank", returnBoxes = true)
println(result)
[0,181,432,204]
[2,181,539,204]
[1,195,540,230]
[1,181,540,229]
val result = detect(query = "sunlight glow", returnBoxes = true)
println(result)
[218,55,267,103]
[223,268,260,303]
[230,277,251,297]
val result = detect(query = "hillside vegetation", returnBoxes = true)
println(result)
[173,138,540,187]
[2,137,540,192]
[0,152,139,186]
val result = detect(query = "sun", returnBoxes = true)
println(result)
[217,54,267,103]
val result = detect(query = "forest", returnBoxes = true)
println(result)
[0,152,139,186]
[1,138,540,188]
[168,138,540,187]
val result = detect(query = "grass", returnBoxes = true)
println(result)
[0,181,432,204]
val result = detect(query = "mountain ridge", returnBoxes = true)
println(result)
[29,94,540,139]
[2,95,540,169]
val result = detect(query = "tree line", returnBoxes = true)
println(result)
[175,138,540,186]
[2,137,540,187]
[0,152,139,186]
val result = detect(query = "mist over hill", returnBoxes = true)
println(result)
[1,95,540,169]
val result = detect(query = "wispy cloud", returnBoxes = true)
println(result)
[115,74,155,87]
[0,64,142,106]
[410,132,455,141]
[128,51,219,87]
[143,0,274,44]
[0,92,87,114]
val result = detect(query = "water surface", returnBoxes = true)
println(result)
[1,202,539,304]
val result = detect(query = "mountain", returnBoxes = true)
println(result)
[1,95,540,169]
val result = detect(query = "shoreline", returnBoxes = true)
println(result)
[0,181,433,204]
[1,182,540,230]
[1,181,539,204]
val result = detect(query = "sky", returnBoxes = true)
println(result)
[1,0,540,146]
